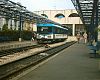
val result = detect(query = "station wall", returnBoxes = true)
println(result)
[34,9,85,36]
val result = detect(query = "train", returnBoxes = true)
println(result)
[36,23,68,43]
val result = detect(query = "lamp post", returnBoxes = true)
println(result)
[19,12,22,41]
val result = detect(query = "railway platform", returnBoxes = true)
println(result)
[0,41,37,51]
[12,43,100,80]
[0,36,75,51]
[0,36,75,66]
[0,39,71,66]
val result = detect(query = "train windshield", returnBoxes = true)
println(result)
[37,26,52,34]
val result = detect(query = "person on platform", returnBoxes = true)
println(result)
[76,32,81,43]
[31,37,34,41]
[83,32,87,44]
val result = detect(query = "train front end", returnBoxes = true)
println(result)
[37,24,54,43]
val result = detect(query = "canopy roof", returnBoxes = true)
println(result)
[71,0,100,41]
[71,0,99,27]
[0,0,61,25]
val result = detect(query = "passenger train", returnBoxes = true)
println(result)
[37,24,68,43]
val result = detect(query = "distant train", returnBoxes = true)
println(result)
[37,23,68,43]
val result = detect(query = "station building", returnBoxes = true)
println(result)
[34,9,85,36]
[0,9,85,36]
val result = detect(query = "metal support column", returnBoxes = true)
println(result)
[19,13,22,41]
[10,19,12,30]
[95,2,99,42]
[72,24,75,36]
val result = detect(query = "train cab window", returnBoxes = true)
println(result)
[37,26,52,34]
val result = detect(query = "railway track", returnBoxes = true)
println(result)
[0,44,42,57]
[0,41,75,80]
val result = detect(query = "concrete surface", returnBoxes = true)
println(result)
[12,43,100,80]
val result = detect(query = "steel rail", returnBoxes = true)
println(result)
[0,41,75,80]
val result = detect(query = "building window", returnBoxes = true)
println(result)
[68,13,79,17]
[41,14,48,18]
[55,13,65,19]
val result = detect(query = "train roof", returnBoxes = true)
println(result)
[37,24,68,30]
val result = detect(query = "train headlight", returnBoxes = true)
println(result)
[40,35,44,38]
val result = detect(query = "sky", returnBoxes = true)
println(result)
[11,0,75,11]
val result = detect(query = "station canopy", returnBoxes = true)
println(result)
[0,0,61,26]
[71,0,99,27]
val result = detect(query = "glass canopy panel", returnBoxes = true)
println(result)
[71,0,100,26]
[0,0,63,26]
